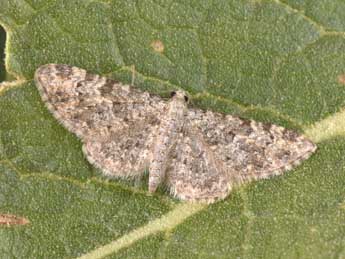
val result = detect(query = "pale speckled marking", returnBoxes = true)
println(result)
[35,64,317,203]
[35,64,166,178]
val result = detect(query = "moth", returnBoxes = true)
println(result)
[35,64,316,203]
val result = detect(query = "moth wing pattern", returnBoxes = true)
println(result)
[34,64,317,203]
[187,108,317,184]
[35,64,166,178]
[165,125,231,203]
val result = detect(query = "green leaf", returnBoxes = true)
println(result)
[0,26,6,82]
[1,0,345,258]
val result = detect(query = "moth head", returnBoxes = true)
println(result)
[170,90,189,103]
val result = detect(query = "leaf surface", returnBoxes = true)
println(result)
[1,0,345,258]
